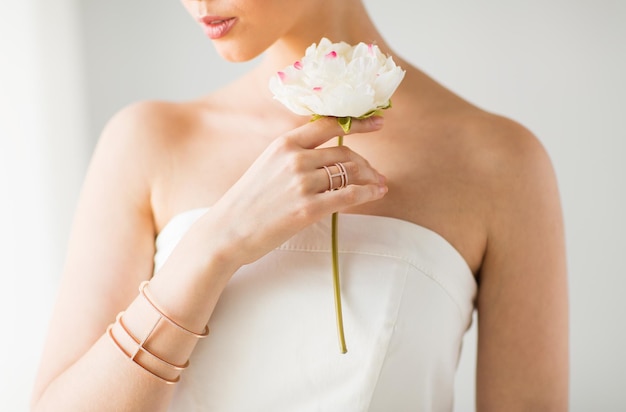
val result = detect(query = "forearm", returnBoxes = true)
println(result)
[34,334,176,412]
[33,242,238,411]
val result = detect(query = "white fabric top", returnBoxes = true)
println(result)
[157,209,476,412]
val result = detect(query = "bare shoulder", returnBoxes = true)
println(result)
[398,68,556,200]
[92,99,211,197]
[368,69,561,274]
[98,99,202,157]
[453,107,563,251]
[455,109,554,187]
[442,106,560,222]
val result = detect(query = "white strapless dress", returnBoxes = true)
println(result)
[157,209,476,412]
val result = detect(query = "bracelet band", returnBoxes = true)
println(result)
[107,324,180,385]
[139,281,210,338]
[116,312,190,370]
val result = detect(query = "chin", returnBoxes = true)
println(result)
[213,42,264,63]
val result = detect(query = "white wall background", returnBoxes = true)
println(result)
[0,1,87,409]
[2,0,624,410]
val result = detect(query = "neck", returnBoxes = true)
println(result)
[236,0,407,120]
[256,0,394,76]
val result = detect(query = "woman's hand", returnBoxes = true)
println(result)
[146,114,388,335]
[191,115,387,269]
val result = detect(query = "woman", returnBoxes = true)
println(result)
[32,0,568,410]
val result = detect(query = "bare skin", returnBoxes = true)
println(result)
[32,0,568,410]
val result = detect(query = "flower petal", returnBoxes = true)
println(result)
[269,38,405,118]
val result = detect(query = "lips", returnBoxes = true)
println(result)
[197,16,237,40]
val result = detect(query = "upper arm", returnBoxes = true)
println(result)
[32,101,169,401]
[475,120,568,410]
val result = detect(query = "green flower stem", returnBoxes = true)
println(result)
[333,135,347,354]
[313,109,393,354]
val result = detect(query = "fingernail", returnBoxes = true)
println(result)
[371,116,384,127]
[379,184,388,195]
[378,174,387,184]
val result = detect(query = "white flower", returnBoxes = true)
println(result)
[268,39,405,354]
[269,38,405,119]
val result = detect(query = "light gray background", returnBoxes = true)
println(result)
[2,1,625,410]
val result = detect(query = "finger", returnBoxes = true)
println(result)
[289,116,384,149]
[316,162,383,193]
[311,182,388,214]
[292,144,363,171]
